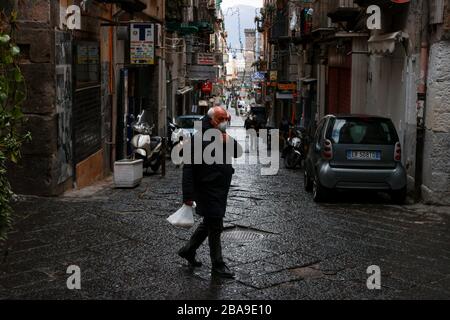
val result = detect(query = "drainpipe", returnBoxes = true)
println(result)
[414,41,428,202]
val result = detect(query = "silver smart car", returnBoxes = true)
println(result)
[304,114,407,203]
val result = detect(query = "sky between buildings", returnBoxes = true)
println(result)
[221,0,263,9]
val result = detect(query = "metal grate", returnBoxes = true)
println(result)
[222,229,265,242]
[73,86,102,163]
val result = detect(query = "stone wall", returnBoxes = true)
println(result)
[7,0,67,196]
[423,40,450,205]
[6,0,114,196]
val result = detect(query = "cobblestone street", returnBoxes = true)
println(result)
[1,114,450,300]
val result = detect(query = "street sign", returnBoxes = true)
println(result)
[130,24,155,65]
[251,72,266,81]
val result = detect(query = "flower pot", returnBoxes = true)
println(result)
[113,159,143,188]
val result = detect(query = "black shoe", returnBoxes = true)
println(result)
[211,264,235,278]
[178,248,202,267]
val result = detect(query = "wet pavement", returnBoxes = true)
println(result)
[1,112,450,300]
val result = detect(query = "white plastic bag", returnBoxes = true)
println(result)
[167,203,196,228]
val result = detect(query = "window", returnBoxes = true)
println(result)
[326,117,399,145]
[75,41,100,88]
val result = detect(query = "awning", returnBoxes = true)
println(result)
[299,78,317,84]
[177,86,193,95]
[198,100,209,107]
[368,31,409,54]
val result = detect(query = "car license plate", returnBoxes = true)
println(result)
[347,150,381,160]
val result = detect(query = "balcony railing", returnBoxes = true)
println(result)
[269,9,289,42]
[312,0,336,31]
[312,0,360,31]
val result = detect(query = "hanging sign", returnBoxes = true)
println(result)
[201,81,213,94]
[130,24,155,65]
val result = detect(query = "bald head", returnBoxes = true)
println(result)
[208,106,230,128]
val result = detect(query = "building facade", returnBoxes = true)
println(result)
[260,0,450,204]
[2,0,227,197]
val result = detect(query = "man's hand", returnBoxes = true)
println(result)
[184,200,194,207]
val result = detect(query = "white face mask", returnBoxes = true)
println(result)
[218,121,228,133]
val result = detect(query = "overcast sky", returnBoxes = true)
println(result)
[221,0,263,9]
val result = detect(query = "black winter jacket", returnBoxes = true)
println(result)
[182,116,242,218]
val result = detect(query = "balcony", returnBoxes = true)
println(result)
[327,0,360,23]
[269,9,289,43]
[312,0,336,31]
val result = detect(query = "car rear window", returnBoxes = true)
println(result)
[326,118,399,145]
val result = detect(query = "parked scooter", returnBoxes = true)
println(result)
[131,110,163,172]
[167,117,178,154]
[282,127,306,169]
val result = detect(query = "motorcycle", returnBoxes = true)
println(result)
[131,110,163,172]
[283,127,306,169]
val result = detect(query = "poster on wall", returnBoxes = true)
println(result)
[130,24,155,65]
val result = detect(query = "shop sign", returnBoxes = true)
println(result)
[277,82,297,92]
[130,24,155,65]
[269,71,278,81]
[201,81,213,94]
[276,93,294,100]
[252,72,266,81]
[197,53,215,65]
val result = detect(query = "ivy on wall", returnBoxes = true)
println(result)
[0,10,31,241]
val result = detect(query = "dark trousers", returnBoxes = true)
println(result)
[181,217,224,267]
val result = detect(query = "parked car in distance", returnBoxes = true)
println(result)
[171,114,204,146]
[304,114,407,204]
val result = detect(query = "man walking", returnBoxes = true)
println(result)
[178,107,243,278]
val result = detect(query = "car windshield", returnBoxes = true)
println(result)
[176,117,202,129]
[327,117,399,145]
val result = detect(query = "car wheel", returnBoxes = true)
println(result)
[304,169,313,192]
[391,187,406,205]
[313,179,328,203]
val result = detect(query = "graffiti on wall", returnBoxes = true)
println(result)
[55,31,73,184]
